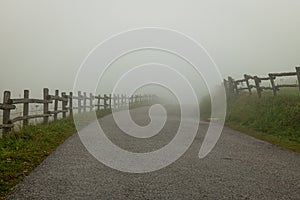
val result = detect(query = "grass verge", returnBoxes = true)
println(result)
[200,88,300,153]
[0,109,112,199]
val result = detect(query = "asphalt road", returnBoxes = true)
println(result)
[7,107,300,199]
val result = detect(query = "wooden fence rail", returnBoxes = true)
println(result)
[0,88,155,135]
[224,66,300,98]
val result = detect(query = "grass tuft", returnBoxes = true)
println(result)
[200,88,300,152]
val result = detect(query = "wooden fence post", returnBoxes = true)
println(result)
[54,90,59,121]
[97,95,101,110]
[124,95,127,106]
[109,94,112,109]
[23,90,29,127]
[69,92,73,116]
[89,93,94,111]
[120,94,123,107]
[223,79,228,93]
[122,95,125,107]
[113,94,117,109]
[129,95,133,106]
[104,94,108,110]
[62,92,67,118]
[78,91,82,113]
[296,67,300,91]
[228,77,234,94]
[243,74,252,95]
[253,76,262,98]
[43,88,49,124]
[2,91,12,134]
[268,74,277,96]
[117,94,120,109]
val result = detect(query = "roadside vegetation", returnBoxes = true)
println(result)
[0,109,111,199]
[200,88,300,152]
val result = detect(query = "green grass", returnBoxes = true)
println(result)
[0,102,151,199]
[200,88,300,152]
[0,109,111,199]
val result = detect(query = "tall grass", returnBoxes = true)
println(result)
[200,88,300,152]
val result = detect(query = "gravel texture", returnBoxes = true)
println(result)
[7,107,300,199]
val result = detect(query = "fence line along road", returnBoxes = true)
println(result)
[224,66,300,98]
[0,88,155,135]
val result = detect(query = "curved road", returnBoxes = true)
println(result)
[7,107,300,199]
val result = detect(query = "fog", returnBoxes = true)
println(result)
[1,0,300,100]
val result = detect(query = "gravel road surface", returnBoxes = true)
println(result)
[7,107,300,199]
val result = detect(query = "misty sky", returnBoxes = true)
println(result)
[0,0,300,98]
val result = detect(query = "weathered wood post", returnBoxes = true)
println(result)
[120,94,123,107]
[268,74,277,96]
[2,91,12,134]
[62,92,67,118]
[253,76,262,98]
[124,95,127,107]
[97,95,101,110]
[296,67,300,91]
[124,94,127,106]
[128,95,131,107]
[117,94,120,109]
[228,76,235,94]
[23,90,29,127]
[89,93,94,111]
[54,90,59,121]
[128,95,131,106]
[223,79,228,93]
[113,94,117,109]
[129,95,133,106]
[109,94,112,109]
[78,91,82,113]
[43,88,49,124]
[243,74,252,95]
[104,94,108,110]
[69,92,73,116]
[83,92,87,112]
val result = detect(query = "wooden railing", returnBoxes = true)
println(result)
[224,67,300,98]
[0,88,155,135]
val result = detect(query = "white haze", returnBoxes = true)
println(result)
[0,0,300,100]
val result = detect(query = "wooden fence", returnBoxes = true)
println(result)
[224,67,300,98]
[0,88,155,135]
